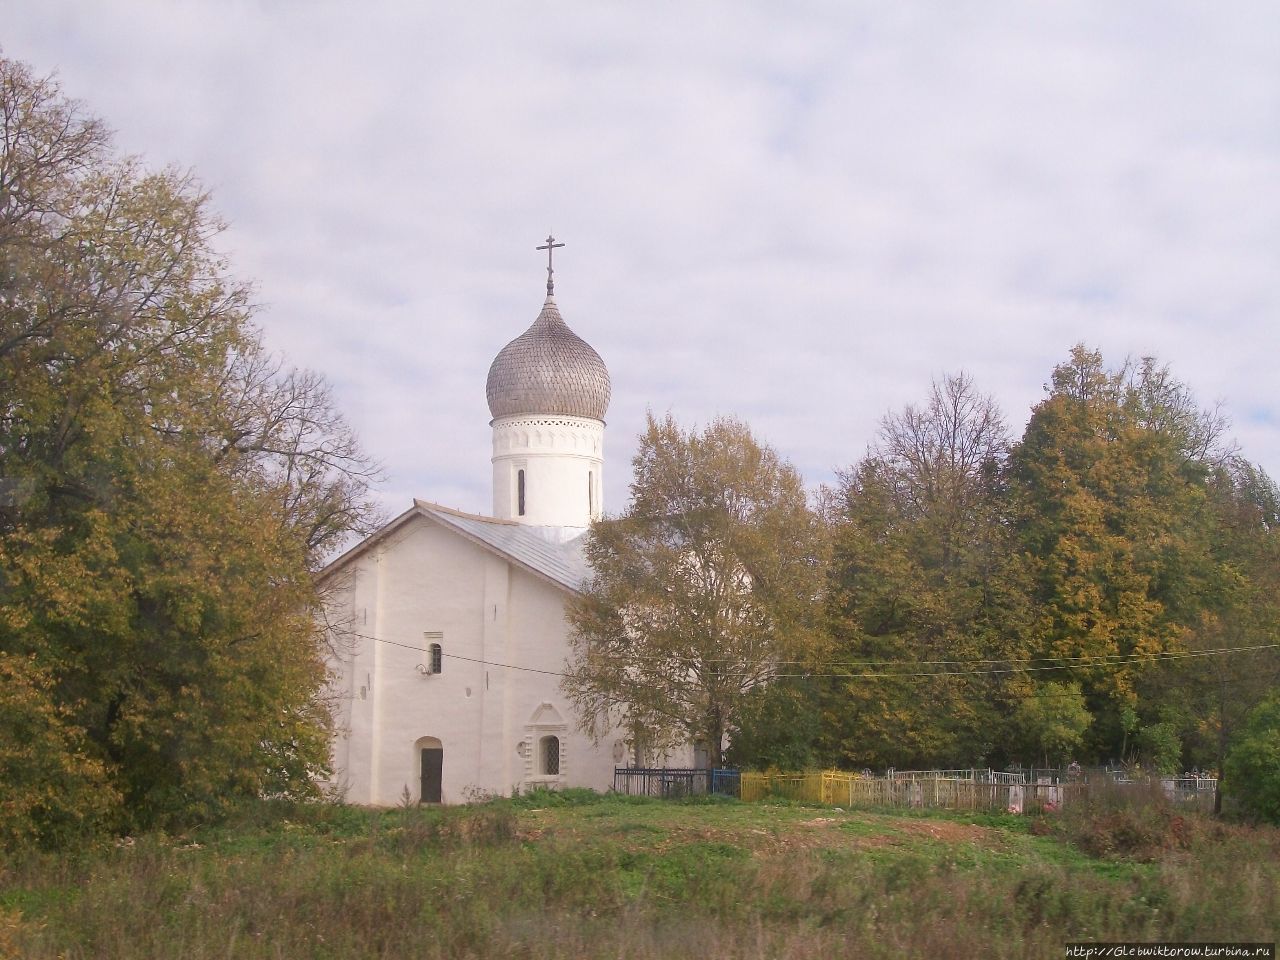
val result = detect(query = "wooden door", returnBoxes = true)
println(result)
[420,747,443,804]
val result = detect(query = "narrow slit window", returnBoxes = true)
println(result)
[588,471,594,514]
[517,468,526,516]
[429,643,442,674]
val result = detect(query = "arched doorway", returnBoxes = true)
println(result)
[415,736,443,804]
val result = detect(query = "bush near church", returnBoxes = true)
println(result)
[1223,694,1280,824]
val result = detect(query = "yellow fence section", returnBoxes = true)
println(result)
[738,771,1084,814]
[739,772,825,803]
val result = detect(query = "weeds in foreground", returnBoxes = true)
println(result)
[1052,779,1250,862]
[1,796,1276,959]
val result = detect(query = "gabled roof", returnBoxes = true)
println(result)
[319,500,590,593]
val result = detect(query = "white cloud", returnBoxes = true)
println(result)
[5,0,1278,519]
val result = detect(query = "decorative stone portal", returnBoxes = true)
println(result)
[523,702,568,788]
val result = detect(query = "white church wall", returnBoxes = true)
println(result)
[475,553,512,795]
[505,566,618,793]
[371,520,488,805]
[325,514,620,805]
[341,549,383,804]
[318,569,359,799]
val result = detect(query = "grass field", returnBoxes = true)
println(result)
[2,791,1277,959]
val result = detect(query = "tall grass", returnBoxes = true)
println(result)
[1,795,1276,959]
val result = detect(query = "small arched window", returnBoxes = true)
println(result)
[429,643,442,674]
[540,735,560,776]
[517,469,526,516]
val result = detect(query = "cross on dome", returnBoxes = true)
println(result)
[536,234,564,296]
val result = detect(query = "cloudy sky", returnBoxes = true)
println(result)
[5,2,1278,519]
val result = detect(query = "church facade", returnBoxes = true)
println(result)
[320,256,636,804]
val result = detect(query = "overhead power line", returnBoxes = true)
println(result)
[333,628,1280,681]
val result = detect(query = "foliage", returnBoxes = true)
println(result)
[0,653,117,848]
[0,57,378,841]
[725,679,822,771]
[819,351,1280,772]
[1222,694,1280,823]
[822,373,1028,768]
[1167,460,1280,779]
[1135,721,1182,775]
[1014,682,1092,767]
[1006,348,1232,759]
[564,413,828,767]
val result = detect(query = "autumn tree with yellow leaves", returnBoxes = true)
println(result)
[0,57,378,844]
[563,414,828,769]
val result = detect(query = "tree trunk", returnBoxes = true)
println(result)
[709,707,724,769]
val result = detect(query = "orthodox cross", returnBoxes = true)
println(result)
[537,234,564,296]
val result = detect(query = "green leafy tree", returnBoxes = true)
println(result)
[822,373,1031,768]
[725,679,822,771]
[1167,459,1280,794]
[563,413,828,768]
[1135,720,1182,775]
[1014,681,1092,768]
[0,57,378,839]
[1222,693,1280,823]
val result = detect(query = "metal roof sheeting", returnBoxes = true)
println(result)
[414,500,590,591]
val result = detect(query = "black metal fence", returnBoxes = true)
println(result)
[613,768,741,798]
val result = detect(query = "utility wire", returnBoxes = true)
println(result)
[334,628,1280,681]
[767,644,1280,678]
[329,625,1280,670]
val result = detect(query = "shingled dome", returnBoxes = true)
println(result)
[486,297,611,421]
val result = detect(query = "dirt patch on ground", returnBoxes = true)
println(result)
[889,818,993,843]
[779,813,999,852]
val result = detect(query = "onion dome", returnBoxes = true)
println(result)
[485,295,611,421]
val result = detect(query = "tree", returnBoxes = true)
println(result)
[0,57,378,839]
[822,373,1031,769]
[0,653,117,847]
[1167,458,1280,795]
[725,679,823,772]
[1006,346,1226,760]
[563,413,828,768]
[1014,681,1092,768]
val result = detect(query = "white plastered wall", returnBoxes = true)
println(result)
[326,515,618,805]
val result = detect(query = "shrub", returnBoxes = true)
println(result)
[1056,785,1212,861]
[1137,721,1183,774]
[725,680,822,771]
[1015,681,1092,767]
[1223,694,1280,824]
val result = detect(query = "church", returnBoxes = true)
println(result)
[320,240,649,805]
